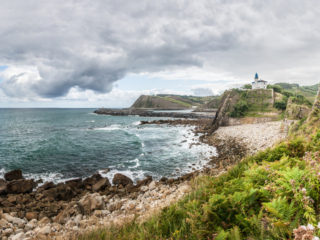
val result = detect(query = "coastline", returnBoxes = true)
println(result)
[0,119,289,240]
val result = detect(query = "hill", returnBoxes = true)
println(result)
[130,94,219,110]
[274,82,319,102]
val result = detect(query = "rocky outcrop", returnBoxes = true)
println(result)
[286,98,311,119]
[4,169,23,181]
[112,173,133,187]
[94,108,216,119]
[7,179,35,194]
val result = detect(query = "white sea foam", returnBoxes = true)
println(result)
[132,121,141,126]
[99,169,149,184]
[94,124,121,131]
[128,158,140,169]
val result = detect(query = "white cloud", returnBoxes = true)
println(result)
[0,0,320,107]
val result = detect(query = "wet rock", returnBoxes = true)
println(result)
[65,178,83,189]
[7,179,35,194]
[78,193,104,215]
[112,173,133,187]
[136,175,152,187]
[0,179,7,194]
[92,178,111,192]
[160,177,168,183]
[4,169,23,181]
[43,183,77,201]
[38,181,55,191]
[83,173,103,189]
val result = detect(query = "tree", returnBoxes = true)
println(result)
[243,84,252,89]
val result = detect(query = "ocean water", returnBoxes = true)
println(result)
[0,108,216,183]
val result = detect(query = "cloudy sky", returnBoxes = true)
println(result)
[0,0,320,107]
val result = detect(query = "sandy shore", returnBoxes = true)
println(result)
[0,120,291,240]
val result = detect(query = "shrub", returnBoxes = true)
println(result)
[230,100,249,117]
[275,100,287,110]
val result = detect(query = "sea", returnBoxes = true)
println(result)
[0,108,216,183]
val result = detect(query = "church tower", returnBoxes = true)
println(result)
[254,73,259,82]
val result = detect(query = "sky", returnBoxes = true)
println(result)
[0,0,320,108]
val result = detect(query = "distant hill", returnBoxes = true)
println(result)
[274,82,319,102]
[130,94,218,110]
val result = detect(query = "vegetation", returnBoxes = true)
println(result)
[242,84,252,90]
[80,91,320,240]
[80,130,320,240]
[230,100,249,117]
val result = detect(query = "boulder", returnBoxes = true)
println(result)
[39,181,55,191]
[25,211,38,221]
[0,179,7,194]
[92,178,111,192]
[112,173,133,187]
[78,193,104,215]
[43,183,77,201]
[7,179,35,194]
[83,173,103,189]
[136,175,152,187]
[65,178,83,189]
[4,169,23,181]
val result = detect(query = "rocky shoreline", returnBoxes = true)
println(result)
[0,119,287,240]
[94,108,216,119]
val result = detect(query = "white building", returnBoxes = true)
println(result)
[252,73,267,89]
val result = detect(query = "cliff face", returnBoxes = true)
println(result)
[209,89,275,133]
[285,98,311,120]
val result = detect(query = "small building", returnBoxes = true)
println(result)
[252,73,267,89]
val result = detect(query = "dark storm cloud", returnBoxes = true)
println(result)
[0,0,320,98]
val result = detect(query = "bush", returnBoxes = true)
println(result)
[268,84,283,93]
[243,84,252,90]
[229,100,249,117]
[274,100,287,110]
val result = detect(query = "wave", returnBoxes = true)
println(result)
[93,124,121,131]
[132,121,141,126]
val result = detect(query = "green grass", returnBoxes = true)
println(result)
[162,97,192,107]
[80,127,320,240]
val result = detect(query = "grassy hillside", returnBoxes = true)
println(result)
[81,91,320,240]
[274,83,318,102]
[131,94,219,109]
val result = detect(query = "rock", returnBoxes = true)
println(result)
[160,177,168,183]
[65,178,83,189]
[37,225,51,235]
[78,193,104,215]
[25,219,37,231]
[0,218,8,227]
[4,169,23,181]
[25,212,38,221]
[2,213,26,227]
[112,173,133,187]
[148,181,156,190]
[39,181,55,191]
[136,175,152,187]
[43,183,77,201]
[38,217,50,225]
[101,168,110,174]
[10,232,26,240]
[3,228,13,236]
[92,178,111,192]
[0,179,7,194]
[83,173,103,188]
[6,179,35,194]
